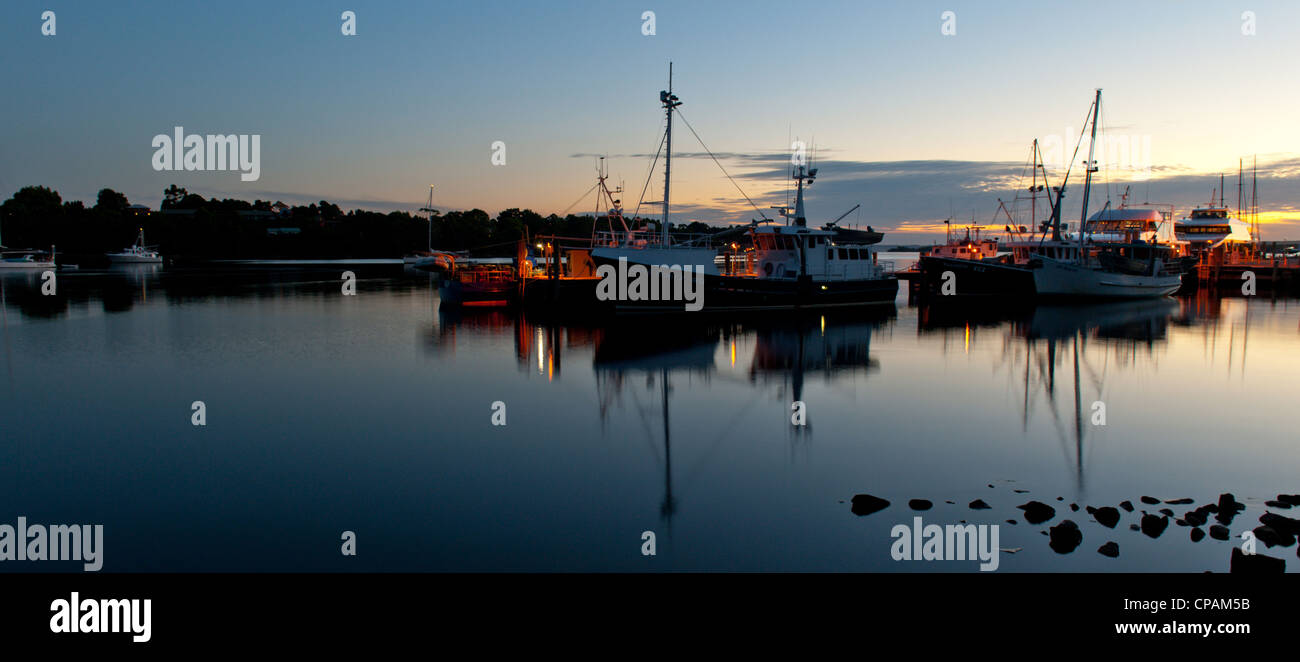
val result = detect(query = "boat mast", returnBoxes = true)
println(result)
[660,63,681,246]
[1078,89,1102,262]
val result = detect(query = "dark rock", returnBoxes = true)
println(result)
[1069,503,1079,512]
[1092,506,1121,529]
[1230,547,1285,574]
[945,500,955,504]
[1209,524,1230,540]
[1191,527,1206,543]
[851,494,890,516]
[1159,508,1174,517]
[1252,525,1294,548]
[988,484,995,488]
[909,499,933,511]
[1260,512,1300,537]
[1175,519,1189,527]
[1119,500,1134,512]
[1264,500,1291,509]
[1164,498,1194,505]
[1056,496,1064,501]
[1184,509,1209,527]
[1017,501,1057,525]
[1216,493,1245,524]
[1097,541,1119,558]
[1140,513,1169,539]
[1006,519,1017,525]
[1048,520,1083,553]
[1129,524,1140,531]
[1277,494,1300,506]
[969,499,991,510]
[1140,496,1160,505]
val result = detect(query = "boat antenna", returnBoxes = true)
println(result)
[1077,88,1102,262]
[660,62,681,246]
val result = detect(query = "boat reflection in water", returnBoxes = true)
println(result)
[586,307,895,526]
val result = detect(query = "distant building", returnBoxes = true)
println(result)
[127,204,151,216]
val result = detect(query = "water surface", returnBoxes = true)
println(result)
[2,263,1296,572]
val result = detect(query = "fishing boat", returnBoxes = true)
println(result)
[918,141,1080,298]
[438,260,519,307]
[609,164,898,313]
[587,64,723,276]
[1029,90,1182,299]
[106,228,162,264]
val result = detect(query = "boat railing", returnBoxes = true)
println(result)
[593,230,721,248]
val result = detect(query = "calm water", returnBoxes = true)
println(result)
[2,262,1297,572]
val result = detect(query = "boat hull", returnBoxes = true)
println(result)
[0,261,55,269]
[106,255,162,264]
[917,256,1035,297]
[524,272,898,314]
[438,279,516,307]
[1031,258,1181,299]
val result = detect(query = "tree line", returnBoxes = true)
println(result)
[0,185,727,260]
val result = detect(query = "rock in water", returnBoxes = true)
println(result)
[1069,503,1079,512]
[908,499,933,511]
[1159,508,1175,517]
[1265,500,1292,509]
[1097,541,1119,558]
[1049,520,1083,553]
[1190,527,1206,543]
[1164,498,1194,505]
[1092,506,1121,529]
[1141,513,1169,539]
[1260,512,1300,537]
[1140,496,1161,505]
[1230,547,1285,574]
[1277,494,1300,506]
[851,494,890,516]
[1018,501,1057,525]
[1209,524,1230,541]
[1119,500,1134,512]
[1252,525,1294,548]
[1183,508,1209,527]
[1216,493,1245,524]
[968,499,992,510]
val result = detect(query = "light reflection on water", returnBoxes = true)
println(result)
[1,264,1297,572]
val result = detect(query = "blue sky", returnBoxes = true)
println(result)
[3,0,1299,241]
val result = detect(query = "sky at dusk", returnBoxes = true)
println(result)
[4,0,1299,243]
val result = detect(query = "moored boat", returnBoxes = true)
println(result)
[106,228,162,264]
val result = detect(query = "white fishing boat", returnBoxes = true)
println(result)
[1030,90,1182,299]
[589,64,722,275]
[0,248,56,269]
[107,228,162,264]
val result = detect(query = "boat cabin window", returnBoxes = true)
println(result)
[838,248,849,260]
